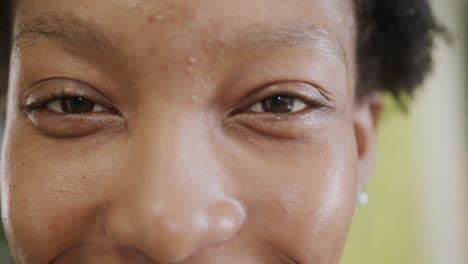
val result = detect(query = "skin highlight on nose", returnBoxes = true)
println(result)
[104,195,245,263]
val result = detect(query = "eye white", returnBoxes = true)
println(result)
[249,98,308,113]
[46,99,105,113]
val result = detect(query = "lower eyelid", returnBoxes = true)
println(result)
[25,110,126,138]
[227,114,315,140]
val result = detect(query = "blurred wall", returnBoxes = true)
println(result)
[344,1,468,263]
[416,0,468,263]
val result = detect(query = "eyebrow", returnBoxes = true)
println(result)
[15,12,345,66]
[15,12,117,56]
[236,22,346,65]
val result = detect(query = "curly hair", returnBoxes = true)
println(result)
[0,0,442,105]
[0,0,12,95]
[355,0,443,103]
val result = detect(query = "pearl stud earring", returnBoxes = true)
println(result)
[357,181,369,206]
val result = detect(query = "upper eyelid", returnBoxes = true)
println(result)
[231,82,332,113]
[22,79,117,112]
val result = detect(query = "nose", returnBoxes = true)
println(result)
[106,196,245,263]
[103,115,245,263]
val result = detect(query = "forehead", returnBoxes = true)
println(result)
[14,0,355,48]
[13,0,357,100]
[16,0,353,19]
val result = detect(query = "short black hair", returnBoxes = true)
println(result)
[355,0,444,103]
[0,0,12,95]
[0,0,443,105]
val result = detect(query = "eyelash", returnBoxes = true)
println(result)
[23,82,328,118]
[23,88,115,115]
[232,86,327,116]
[26,96,101,110]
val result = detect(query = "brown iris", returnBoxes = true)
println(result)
[261,95,296,113]
[59,97,96,113]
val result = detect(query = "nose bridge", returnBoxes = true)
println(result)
[133,111,220,202]
[105,113,245,263]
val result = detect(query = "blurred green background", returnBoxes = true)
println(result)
[342,99,421,264]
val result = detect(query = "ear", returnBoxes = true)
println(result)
[354,93,382,188]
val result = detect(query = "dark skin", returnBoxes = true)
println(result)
[1,0,381,263]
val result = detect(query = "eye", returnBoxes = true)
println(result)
[46,97,106,114]
[248,94,308,114]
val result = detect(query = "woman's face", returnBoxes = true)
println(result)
[1,0,379,263]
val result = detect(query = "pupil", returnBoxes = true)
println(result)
[60,97,95,113]
[261,95,295,113]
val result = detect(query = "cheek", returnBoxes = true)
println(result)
[1,126,115,262]
[2,116,358,262]
[227,129,358,261]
